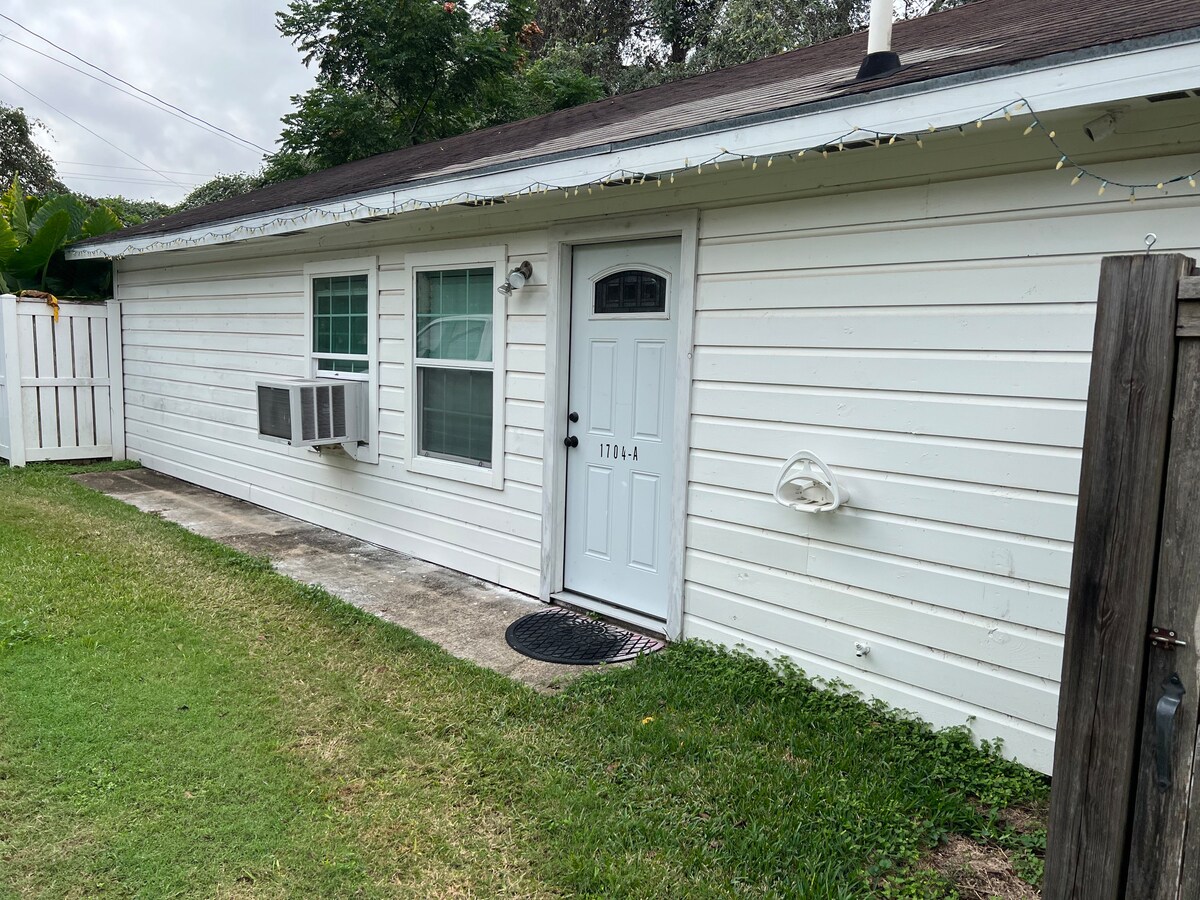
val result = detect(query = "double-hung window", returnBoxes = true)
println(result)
[407,248,506,488]
[304,257,379,463]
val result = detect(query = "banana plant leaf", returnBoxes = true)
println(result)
[0,215,18,267]
[30,195,88,243]
[2,179,30,243]
[1,177,122,297]
[79,205,122,240]
[5,210,71,279]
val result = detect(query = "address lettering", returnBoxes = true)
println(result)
[598,443,638,461]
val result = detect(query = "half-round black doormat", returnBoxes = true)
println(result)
[505,607,664,665]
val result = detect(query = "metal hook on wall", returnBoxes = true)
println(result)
[1145,232,1158,255]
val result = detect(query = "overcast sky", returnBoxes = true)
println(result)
[0,1,315,204]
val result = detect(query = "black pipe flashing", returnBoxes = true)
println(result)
[856,50,903,80]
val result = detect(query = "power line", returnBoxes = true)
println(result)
[60,172,204,188]
[0,31,266,155]
[0,69,184,187]
[0,11,271,154]
[56,161,212,178]
[60,168,203,182]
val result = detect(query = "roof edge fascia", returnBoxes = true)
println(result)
[70,27,1200,260]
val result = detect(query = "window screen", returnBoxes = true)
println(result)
[418,368,493,465]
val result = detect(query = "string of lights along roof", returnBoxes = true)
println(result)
[89,97,1200,259]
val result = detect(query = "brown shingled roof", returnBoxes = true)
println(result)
[92,0,1200,244]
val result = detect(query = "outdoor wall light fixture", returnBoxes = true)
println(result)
[498,261,533,295]
[1083,108,1125,143]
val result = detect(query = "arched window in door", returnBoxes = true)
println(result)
[593,270,667,315]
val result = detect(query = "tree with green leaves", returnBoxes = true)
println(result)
[271,0,540,171]
[692,0,866,72]
[530,0,977,93]
[86,195,173,228]
[174,172,269,213]
[0,104,66,196]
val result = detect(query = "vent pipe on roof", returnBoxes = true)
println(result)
[856,0,902,80]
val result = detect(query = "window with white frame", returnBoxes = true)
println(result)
[304,257,379,463]
[407,248,505,487]
[312,273,370,374]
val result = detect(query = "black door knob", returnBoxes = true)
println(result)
[564,435,579,448]
[568,412,579,423]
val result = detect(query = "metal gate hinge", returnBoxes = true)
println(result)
[1150,626,1188,651]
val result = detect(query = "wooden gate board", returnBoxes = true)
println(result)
[1045,255,1200,899]
[0,295,124,466]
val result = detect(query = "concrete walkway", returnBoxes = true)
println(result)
[74,469,583,689]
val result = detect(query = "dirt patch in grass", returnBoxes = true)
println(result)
[925,835,1040,900]
[994,801,1049,835]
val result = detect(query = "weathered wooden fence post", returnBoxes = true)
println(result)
[1045,253,1198,899]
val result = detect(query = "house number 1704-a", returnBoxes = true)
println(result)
[599,443,638,461]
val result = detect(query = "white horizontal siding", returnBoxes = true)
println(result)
[692,348,1092,400]
[116,233,548,595]
[685,148,1200,774]
[693,382,1085,447]
[697,203,1200,275]
[690,450,1077,542]
[692,304,1096,352]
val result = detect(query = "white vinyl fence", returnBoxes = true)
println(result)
[0,294,124,466]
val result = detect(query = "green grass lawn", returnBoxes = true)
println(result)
[0,463,1048,898]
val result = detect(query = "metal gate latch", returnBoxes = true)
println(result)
[1149,627,1188,651]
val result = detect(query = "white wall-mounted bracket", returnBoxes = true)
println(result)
[773,450,850,513]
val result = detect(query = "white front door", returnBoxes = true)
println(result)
[563,238,680,621]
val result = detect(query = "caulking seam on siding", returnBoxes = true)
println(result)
[686,546,1065,639]
[685,509,1070,588]
[691,414,1083,458]
[682,573,1063,683]
[688,499,1073,566]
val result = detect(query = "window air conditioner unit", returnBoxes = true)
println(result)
[256,379,364,448]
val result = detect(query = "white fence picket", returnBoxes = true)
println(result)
[72,315,96,449]
[17,310,39,455]
[34,313,58,448]
[0,295,122,466]
[91,310,113,452]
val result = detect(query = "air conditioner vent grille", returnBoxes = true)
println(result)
[257,386,294,440]
[255,379,363,448]
[331,385,346,435]
[301,388,318,442]
[298,384,349,442]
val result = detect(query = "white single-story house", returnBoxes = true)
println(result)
[68,0,1200,773]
